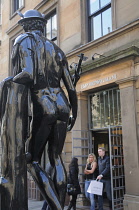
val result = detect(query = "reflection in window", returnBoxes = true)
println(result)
[102,8,112,35]
[90,88,121,129]
[45,13,57,44]
[89,0,99,14]
[93,14,101,40]
[88,0,112,41]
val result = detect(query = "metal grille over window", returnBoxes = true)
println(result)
[109,126,125,210]
[88,0,112,41]
[89,88,121,129]
[72,130,91,197]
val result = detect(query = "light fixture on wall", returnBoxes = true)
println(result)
[69,62,77,69]
[92,53,106,60]
[70,54,88,69]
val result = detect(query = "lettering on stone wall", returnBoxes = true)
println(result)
[81,74,117,90]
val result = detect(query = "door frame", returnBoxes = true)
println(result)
[91,125,125,210]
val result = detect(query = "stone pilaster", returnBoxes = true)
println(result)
[116,76,139,209]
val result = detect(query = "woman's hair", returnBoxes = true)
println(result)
[87,153,97,164]
[69,157,78,169]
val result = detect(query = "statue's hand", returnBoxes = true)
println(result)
[67,115,75,131]
[13,71,33,84]
[3,76,13,85]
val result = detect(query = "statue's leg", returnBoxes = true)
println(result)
[27,116,62,210]
[27,162,62,210]
[26,114,52,163]
[48,120,68,209]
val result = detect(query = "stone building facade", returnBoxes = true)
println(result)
[0,0,139,209]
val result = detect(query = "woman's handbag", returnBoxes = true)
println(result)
[67,184,77,195]
[87,180,103,195]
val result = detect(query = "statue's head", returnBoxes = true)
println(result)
[17,10,47,33]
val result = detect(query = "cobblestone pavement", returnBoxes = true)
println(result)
[28,200,90,210]
[28,199,109,210]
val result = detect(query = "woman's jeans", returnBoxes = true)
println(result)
[85,180,95,210]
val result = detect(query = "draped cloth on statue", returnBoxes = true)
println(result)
[0,77,29,210]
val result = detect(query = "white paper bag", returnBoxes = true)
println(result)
[87,180,103,195]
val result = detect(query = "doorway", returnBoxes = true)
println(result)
[92,126,125,210]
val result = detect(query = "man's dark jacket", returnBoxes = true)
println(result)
[98,155,111,179]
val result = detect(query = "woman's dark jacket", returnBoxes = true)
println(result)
[68,165,81,195]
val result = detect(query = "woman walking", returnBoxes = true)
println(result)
[84,153,97,210]
[67,157,81,210]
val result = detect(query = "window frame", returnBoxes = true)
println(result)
[88,87,121,130]
[44,10,57,43]
[88,0,111,41]
[11,0,24,17]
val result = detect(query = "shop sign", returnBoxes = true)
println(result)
[81,74,117,90]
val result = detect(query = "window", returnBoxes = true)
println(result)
[44,12,57,44]
[88,0,112,41]
[0,0,1,25]
[12,0,24,14]
[89,88,121,129]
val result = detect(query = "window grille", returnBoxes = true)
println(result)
[89,88,121,129]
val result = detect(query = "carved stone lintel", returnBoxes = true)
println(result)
[116,76,137,89]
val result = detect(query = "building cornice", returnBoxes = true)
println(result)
[66,18,139,58]
[81,46,139,74]
[34,0,50,10]
[116,76,137,84]
[34,0,58,13]
[6,23,19,35]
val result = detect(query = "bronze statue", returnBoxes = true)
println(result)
[0,77,28,210]
[0,9,86,210]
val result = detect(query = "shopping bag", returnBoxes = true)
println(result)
[87,180,103,195]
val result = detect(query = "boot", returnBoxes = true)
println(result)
[72,202,76,210]
[73,205,76,210]
[67,202,72,210]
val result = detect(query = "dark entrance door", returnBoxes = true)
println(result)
[93,126,125,210]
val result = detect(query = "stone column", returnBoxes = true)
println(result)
[63,92,89,206]
[74,92,88,131]
[117,76,139,209]
[63,92,88,168]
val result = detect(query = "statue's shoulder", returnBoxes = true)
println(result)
[12,33,34,59]
[46,38,65,57]
[14,33,34,45]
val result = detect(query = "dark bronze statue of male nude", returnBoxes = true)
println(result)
[0,9,86,210]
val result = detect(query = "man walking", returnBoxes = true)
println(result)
[97,147,112,210]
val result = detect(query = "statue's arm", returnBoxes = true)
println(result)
[62,57,78,131]
[12,35,34,85]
